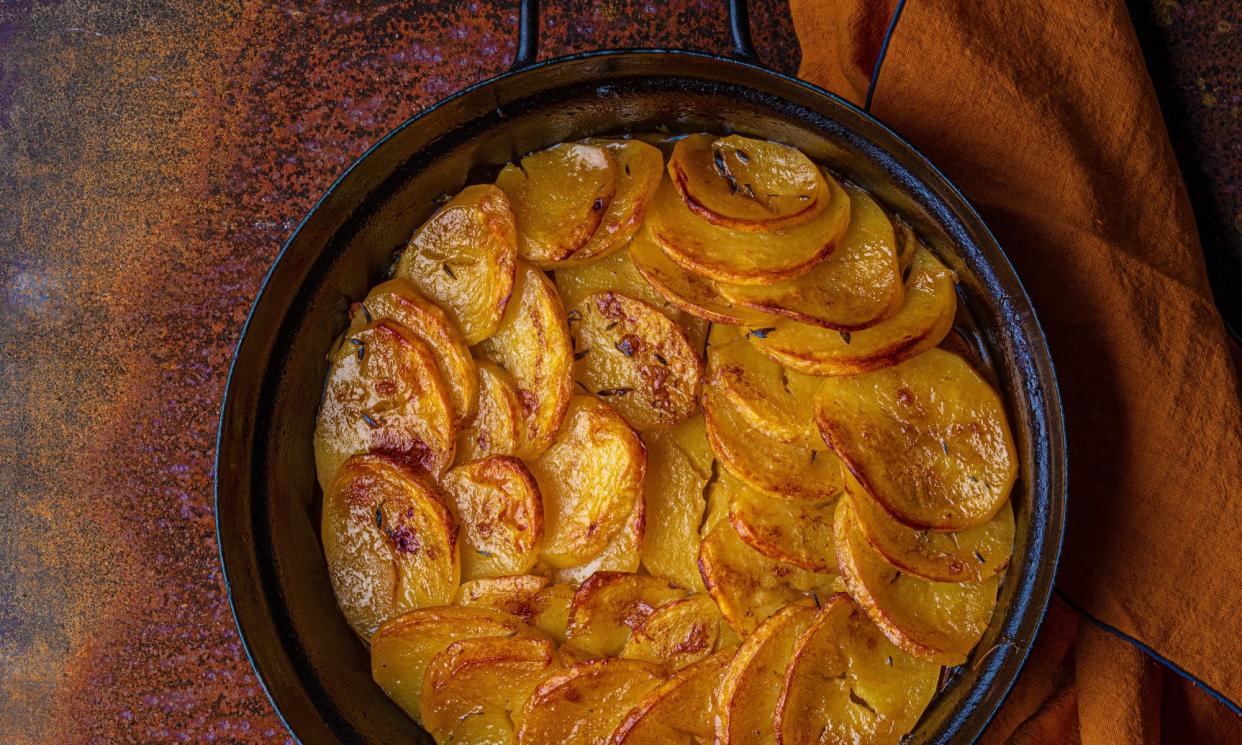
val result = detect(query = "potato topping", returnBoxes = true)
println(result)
[442,456,542,580]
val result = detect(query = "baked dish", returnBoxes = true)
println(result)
[312,133,1018,744]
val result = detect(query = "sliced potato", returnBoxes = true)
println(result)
[372,606,539,722]
[496,142,618,266]
[848,472,1014,582]
[456,360,524,462]
[570,291,704,430]
[647,167,850,285]
[723,470,839,573]
[474,262,574,459]
[639,418,712,592]
[396,184,517,344]
[700,465,733,537]
[706,324,826,446]
[669,134,826,231]
[611,646,734,744]
[630,227,777,325]
[442,456,542,580]
[621,594,723,670]
[421,635,556,745]
[720,183,903,330]
[516,658,666,745]
[703,386,843,502]
[893,216,918,273]
[748,247,956,375]
[456,576,577,643]
[775,593,939,745]
[835,499,998,665]
[816,348,1017,530]
[528,396,646,568]
[715,601,818,744]
[565,572,688,657]
[566,139,664,264]
[698,519,840,636]
[549,491,645,584]
[322,454,459,640]
[315,320,456,487]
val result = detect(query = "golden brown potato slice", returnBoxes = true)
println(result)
[396,184,517,344]
[322,454,459,640]
[893,216,918,273]
[706,324,826,447]
[817,348,1018,530]
[549,491,645,584]
[455,576,577,643]
[698,519,840,636]
[455,360,524,463]
[669,134,826,231]
[474,262,574,459]
[611,646,734,744]
[639,417,712,592]
[315,320,457,487]
[703,386,843,502]
[647,167,850,285]
[720,183,903,330]
[748,247,957,375]
[516,658,666,745]
[629,227,777,325]
[565,572,689,657]
[715,601,818,744]
[442,456,543,580]
[526,395,645,568]
[723,470,839,573]
[372,606,539,722]
[570,291,704,430]
[421,635,557,745]
[620,594,723,670]
[775,593,939,745]
[564,139,665,265]
[835,499,998,665]
[496,142,618,266]
[848,471,1014,582]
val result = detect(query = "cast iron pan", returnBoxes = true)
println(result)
[215,2,1067,742]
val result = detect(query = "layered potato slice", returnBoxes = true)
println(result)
[455,575,576,643]
[848,472,1014,582]
[611,647,734,744]
[570,291,704,430]
[565,572,688,657]
[527,396,646,568]
[629,228,777,326]
[315,320,457,487]
[496,142,618,266]
[421,635,557,745]
[835,499,998,665]
[748,246,957,375]
[893,217,918,273]
[816,348,1018,530]
[549,491,645,584]
[620,593,723,670]
[720,183,903,330]
[371,606,541,722]
[639,417,712,592]
[474,262,574,459]
[442,456,542,580]
[565,139,665,265]
[647,163,850,285]
[715,601,819,744]
[703,386,843,502]
[721,470,839,573]
[706,324,826,446]
[323,454,459,639]
[668,134,827,232]
[775,594,939,745]
[516,658,666,745]
[699,519,840,636]
[456,361,524,463]
[396,184,517,344]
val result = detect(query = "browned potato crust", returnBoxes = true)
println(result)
[441,455,542,580]
[454,575,576,643]
[722,470,839,573]
[620,594,723,670]
[565,571,688,657]
[610,646,734,744]
[565,139,664,265]
[516,658,666,745]
[455,360,523,463]
[548,491,645,584]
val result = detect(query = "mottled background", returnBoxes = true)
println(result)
[0,1,1235,743]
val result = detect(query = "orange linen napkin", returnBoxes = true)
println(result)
[789,0,1242,741]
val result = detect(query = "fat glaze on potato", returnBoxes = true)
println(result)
[565,571,688,657]
[322,454,460,640]
[549,490,645,584]
[454,575,576,643]
[721,469,839,573]
[610,646,734,744]
[441,455,542,580]
[564,139,665,265]
[639,417,712,592]
[455,360,524,463]
[816,348,1017,531]
[620,593,723,670]
[516,658,666,745]
[396,184,517,344]
[315,321,457,488]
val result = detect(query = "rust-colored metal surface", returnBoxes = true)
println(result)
[0,2,797,741]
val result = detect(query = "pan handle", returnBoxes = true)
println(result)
[510,0,761,71]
